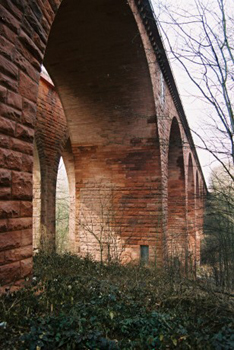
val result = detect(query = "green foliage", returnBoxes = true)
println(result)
[0,253,233,349]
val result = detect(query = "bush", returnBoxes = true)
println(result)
[0,252,233,349]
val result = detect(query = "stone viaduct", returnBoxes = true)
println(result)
[0,0,206,287]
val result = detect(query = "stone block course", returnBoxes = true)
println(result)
[0,230,21,251]
[0,201,20,218]
[8,217,32,232]
[0,72,18,91]
[0,5,21,34]
[0,54,18,80]
[0,261,21,284]
[19,70,38,103]
[0,116,16,136]
[11,171,32,199]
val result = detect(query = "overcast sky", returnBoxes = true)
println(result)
[151,0,233,184]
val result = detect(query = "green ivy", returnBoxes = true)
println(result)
[0,252,233,349]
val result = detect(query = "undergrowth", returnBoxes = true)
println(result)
[0,252,233,349]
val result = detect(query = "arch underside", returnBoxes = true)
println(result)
[43,0,162,262]
[187,154,196,266]
[167,118,186,264]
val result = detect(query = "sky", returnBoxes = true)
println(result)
[151,0,233,184]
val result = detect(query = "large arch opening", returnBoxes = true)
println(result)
[167,118,186,267]
[56,157,70,253]
[61,139,77,253]
[42,0,162,263]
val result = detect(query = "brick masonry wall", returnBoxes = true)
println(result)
[34,75,68,250]
[0,0,206,288]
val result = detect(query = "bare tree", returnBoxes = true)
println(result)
[55,159,70,252]
[78,185,133,264]
[152,0,233,173]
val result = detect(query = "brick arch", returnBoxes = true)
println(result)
[187,153,196,267]
[42,0,162,262]
[167,117,186,263]
[32,140,41,250]
[195,170,201,263]
[35,76,68,251]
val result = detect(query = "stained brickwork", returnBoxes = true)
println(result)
[34,74,68,251]
[0,0,206,288]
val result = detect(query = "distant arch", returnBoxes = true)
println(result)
[195,171,201,264]
[187,154,196,267]
[167,118,186,264]
[61,139,77,253]
[32,141,41,251]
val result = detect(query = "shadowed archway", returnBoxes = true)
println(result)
[187,154,195,267]
[42,0,162,262]
[167,118,186,264]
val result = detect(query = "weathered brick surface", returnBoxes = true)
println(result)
[0,0,206,287]
[33,75,68,250]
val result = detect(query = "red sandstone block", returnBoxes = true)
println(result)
[14,51,40,84]
[0,86,7,102]
[0,251,5,265]
[0,23,17,44]
[9,137,33,155]
[16,39,41,72]
[8,217,32,231]
[0,230,21,251]
[20,257,33,278]
[19,70,38,103]
[4,245,32,264]
[20,201,32,217]
[21,154,33,173]
[25,8,47,49]
[0,261,21,284]
[18,30,43,63]
[0,201,20,218]
[21,228,32,246]
[0,5,20,34]
[0,54,18,79]
[0,34,15,60]
[0,116,16,136]
[0,187,11,199]
[37,0,54,26]
[0,169,11,186]
[0,72,18,91]
[15,123,34,142]
[0,134,10,148]
[0,149,22,171]
[1,102,21,121]
[0,219,7,232]
[12,171,32,200]
[0,0,23,20]
[7,91,22,110]
[22,99,37,122]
